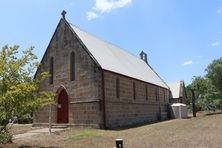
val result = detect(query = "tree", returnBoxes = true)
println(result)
[206,58,222,109]
[185,84,193,105]
[186,76,209,111]
[206,58,222,92]
[0,45,55,143]
[186,58,222,111]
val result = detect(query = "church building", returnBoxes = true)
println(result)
[33,11,170,128]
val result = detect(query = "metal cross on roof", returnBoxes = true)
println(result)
[61,10,67,20]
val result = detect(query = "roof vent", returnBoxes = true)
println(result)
[140,51,148,64]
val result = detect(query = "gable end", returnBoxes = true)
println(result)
[34,18,101,78]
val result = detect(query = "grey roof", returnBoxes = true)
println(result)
[168,81,182,98]
[70,23,169,89]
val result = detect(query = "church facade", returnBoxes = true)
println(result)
[33,12,170,128]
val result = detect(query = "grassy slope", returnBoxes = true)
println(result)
[13,111,222,148]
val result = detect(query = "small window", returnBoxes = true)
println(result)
[156,87,159,101]
[70,52,75,81]
[164,90,166,102]
[145,85,148,100]
[166,90,169,101]
[116,77,120,98]
[49,57,54,84]
[133,82,136,100]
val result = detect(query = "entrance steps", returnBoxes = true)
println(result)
[51,124,68,128]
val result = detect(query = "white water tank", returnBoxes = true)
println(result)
[171,103,187,118]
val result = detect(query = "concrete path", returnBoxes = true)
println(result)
[13,128,66,140]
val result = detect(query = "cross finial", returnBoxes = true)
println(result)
[61,10,67,20]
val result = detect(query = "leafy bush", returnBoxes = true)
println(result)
[0,128,12,144]
[17,114,33,124]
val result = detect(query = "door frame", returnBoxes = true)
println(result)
[56,86,69,123]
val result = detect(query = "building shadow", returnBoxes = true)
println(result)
[205,110,222,116]
[106,119,173,131]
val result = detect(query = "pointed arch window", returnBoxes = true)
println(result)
[116,77,120,98]
[133,82,136,100]
[49,57,54,84]
[156,87,159,101]
[70,52,75,81]
[164,89,166,103]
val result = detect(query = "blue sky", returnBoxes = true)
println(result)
[0,0,221,85]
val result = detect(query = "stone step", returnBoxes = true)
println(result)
[51,124,68,128]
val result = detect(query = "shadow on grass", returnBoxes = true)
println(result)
[205,110,222,116]
[106,119,174,131]
[186,116,193,119]
[18,145,59,148]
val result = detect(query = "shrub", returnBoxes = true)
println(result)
[17,114,33,124]
[0,129,12,144]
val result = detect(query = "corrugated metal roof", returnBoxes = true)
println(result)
[70,24,169,89]
[168,81,181,98]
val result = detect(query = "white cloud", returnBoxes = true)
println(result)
[216,9,222,15]
[183,60,193,66]
[210,42,220,47]
[86,0,132,20]
[183,56,205,66]
[93,0,132,13]
[87,11,100,20]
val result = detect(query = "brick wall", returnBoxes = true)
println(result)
[103,71,169,128]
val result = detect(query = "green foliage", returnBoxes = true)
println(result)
[206,58,222,91]
[0,130,12,144]
[17,114,32,124]
[186,77,207,110]
[186,57,222,111]
[0,45,55,143]
[185,85,192,105]
[205,58,222,110]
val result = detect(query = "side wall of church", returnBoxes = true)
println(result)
[103,71,170,128]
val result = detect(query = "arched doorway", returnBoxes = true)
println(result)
[57,89,69,123]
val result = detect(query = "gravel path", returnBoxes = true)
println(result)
[13,128,66,140]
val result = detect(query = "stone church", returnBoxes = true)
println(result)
[33,11,170,128]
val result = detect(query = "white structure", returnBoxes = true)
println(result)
[170,103,188,118]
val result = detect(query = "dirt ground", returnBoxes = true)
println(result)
[3,111,222,148]
[10,124,34,135]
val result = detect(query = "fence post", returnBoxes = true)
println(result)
[191,89,196,117]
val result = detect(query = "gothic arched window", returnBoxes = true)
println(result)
[70,52,75,81]
[49,57,54,84]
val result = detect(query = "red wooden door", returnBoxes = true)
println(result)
[57,89,69,123]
